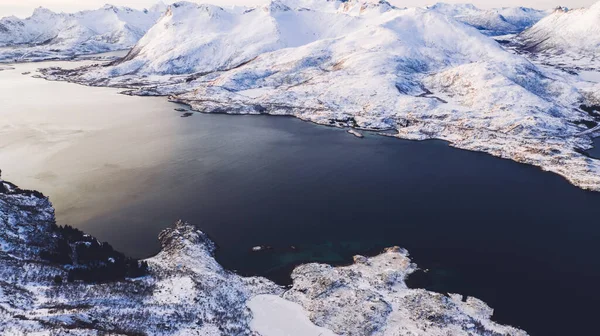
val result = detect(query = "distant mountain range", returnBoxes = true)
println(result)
[516,3,600,68]
[0,3,166,62]
[427,3,548,36]
[0,1,552,62]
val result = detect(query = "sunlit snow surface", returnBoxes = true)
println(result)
[248,295,338,336]
[0,4,165,62]
[516,4,600,70]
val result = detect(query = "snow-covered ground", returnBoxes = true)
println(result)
[40,0,600,192]
[0,177,529,335]
[248,295,338,336]
[579,70,600,83]
[0,4,165,62]
[515,3,600,70]
[427,3,548,36]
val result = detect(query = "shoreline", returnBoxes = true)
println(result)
[32,58,600,193]
[0,175,529,335]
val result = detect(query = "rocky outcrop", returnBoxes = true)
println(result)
[0,174,528,335]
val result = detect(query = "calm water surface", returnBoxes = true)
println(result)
[1,61,600,336]
[587,138,600,159]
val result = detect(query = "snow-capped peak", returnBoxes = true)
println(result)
[427,2,547,35]
[0,3,166,60]
[265,0,293,13]
[31,6,58,17]
[553,6,569,13]
[518,0,600,56]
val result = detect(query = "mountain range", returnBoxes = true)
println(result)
[516,3,600,69]
[39,0,600,192]
[427,3,548,36]
[0,3,165,62]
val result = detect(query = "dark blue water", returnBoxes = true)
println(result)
[587,138,600,159]
[62,113,599,336]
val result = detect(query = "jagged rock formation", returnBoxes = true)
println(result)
[0,175,528,335]
[40,0,600,192]
[0,3,165,62]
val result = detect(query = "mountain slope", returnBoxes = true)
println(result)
[115,0,392,75]
[41,0,600,192]
[427,3,547,36]
[517,2,600,68]
[0,4,165,62]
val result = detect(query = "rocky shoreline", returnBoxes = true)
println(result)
[0,174,528,335]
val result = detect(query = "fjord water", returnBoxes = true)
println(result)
[587,138,600,159]
[1,62,599,336]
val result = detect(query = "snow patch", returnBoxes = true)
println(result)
[248,294,338,336]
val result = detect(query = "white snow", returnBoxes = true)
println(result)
[347,129,364,138]
[237,88,274,99]
[248,294,338,336]
[517,2,600,69]
[428,3,547,35]
[579,70,600,83]
[0,4,165,62]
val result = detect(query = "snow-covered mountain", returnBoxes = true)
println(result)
[0,3,166,62]
[0,175,528,335]
[43,0,600,192]
[427,3,548,36]
[517,2,600,69]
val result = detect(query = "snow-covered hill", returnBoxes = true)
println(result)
[0,175,528,335]
[517,2,600,69]
[0,3,165,62]
[427,3,547,36]
[42,0,600,192]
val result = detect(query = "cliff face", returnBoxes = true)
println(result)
[0,175,528,335]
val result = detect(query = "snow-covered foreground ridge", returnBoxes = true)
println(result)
[42,0,600,192]
[0,3,165,62]
[0,175,529,335]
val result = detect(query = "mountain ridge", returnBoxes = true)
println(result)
[516,1,600,69]
[0,3,165,62]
